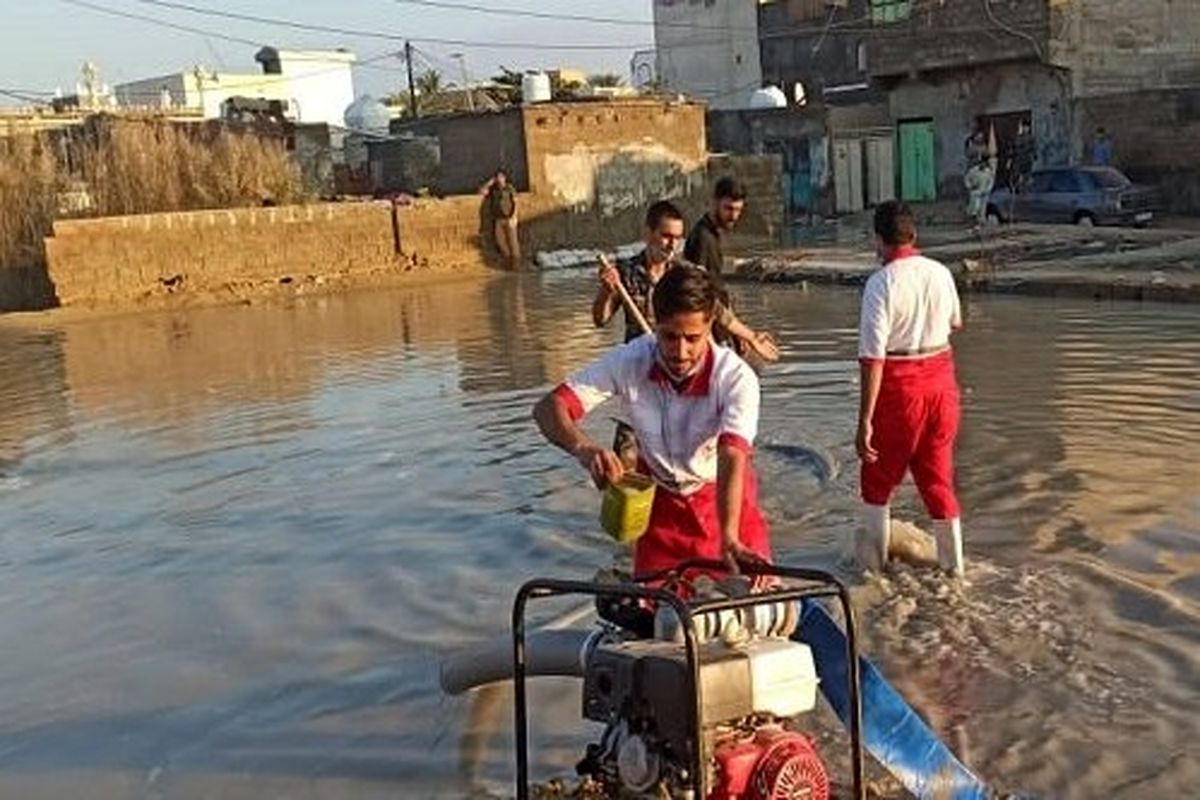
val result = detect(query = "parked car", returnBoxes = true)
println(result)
[987,166,1159,227]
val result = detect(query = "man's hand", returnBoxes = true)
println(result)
[597,258,620,294]
[723,536,769,574]
[575,443,625,489]
[749,331,780,362]
[856,420,878,463]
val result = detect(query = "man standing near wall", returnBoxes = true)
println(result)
[684,176,745,277]
[1090,128,1113,167]
[481,169,520,268]
[856,201,965,577]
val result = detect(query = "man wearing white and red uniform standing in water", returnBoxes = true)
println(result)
[856,201,965,576]
[534,264,771,576]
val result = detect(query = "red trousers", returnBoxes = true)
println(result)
[861,352,961,519]
[633,465,772,578]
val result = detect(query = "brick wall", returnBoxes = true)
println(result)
[31,144,783,309]
[45,203,401,306]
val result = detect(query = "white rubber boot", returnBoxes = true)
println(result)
[856,504,891,572]
[933,518,964,577]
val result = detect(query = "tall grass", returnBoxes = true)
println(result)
[0,135,59,270]
[0,117,307,271]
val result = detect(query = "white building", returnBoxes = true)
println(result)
[653,0,762,110]
[114,47,356,128]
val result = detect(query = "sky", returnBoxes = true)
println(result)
[0,0,656,105]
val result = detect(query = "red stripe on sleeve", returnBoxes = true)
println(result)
[718,433,753,454]
[553,384,585,422]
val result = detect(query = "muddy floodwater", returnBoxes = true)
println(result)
[0,274,1196,799]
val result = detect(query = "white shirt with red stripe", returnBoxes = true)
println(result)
[859,247,962,364]
[555,335,759,495]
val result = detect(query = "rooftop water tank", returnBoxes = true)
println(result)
[522,72,552,104]
[343,94,391,136]
[748,86,787,110]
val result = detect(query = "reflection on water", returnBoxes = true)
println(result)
[0,275,1196,799]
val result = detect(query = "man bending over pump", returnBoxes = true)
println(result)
[536,265,772,577]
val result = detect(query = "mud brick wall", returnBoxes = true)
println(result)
[44,203,400,306]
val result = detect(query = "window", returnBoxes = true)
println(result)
[1048,172,1079,193]
[870,0,911,24]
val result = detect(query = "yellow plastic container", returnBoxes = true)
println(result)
[600,474,657,544]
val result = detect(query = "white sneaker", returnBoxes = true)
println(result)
[933,518,965,577]
[856,504,891,571]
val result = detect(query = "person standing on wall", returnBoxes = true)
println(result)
[481,169,520,269]
[684,177,775,371]
[855,201,965,577]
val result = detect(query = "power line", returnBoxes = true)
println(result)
[125,0,651,51]
[61,0,264,48]
[390,0,742,33]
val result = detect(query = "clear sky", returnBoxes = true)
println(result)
[1,0,655,105]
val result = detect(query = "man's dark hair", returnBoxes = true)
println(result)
[652,263,718,321]
[873,200,917,246]
[713,177,747,202]
[645,200,684,231]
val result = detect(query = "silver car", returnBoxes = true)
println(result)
[987,167,1159,227]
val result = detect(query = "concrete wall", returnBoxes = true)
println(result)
[520,101,707,218]
[869,0,1050,78]
[889,63,1072,195]
[759,0,880,104]
[1051,0,1200,98]
[1076,88,1200,212]
[390,110,529,194]
[654,0,762,109]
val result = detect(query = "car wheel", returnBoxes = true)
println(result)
[1075,212,1096,227]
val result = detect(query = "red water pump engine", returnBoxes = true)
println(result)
[711,726,829,800]
[577,595,829,799]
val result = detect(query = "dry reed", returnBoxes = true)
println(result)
[0,117,307,270]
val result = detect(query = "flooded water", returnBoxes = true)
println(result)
[0,274,1196,799]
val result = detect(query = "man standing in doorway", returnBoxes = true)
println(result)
[482,169,520,268]
[856,201,965,576]
[1009,119,1036,192]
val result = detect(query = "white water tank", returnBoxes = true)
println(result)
[748,85,788,110]
[343,94,391,136]
[522,71,552,104]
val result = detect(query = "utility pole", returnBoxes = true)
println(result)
[451,52,474,112]
[405,41,419,118]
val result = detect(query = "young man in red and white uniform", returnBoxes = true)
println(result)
[856,201,965,576]
[534,264,770,576]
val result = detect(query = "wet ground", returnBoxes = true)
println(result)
[0,274,1196,799]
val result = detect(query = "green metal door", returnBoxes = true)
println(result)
[898,120,936,201]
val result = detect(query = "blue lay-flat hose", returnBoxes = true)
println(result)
[796,600,991,800]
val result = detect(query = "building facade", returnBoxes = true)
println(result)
[653,0,763,110]
[114,48,356,129]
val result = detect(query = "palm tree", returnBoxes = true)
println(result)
[589,73,624,88]
[415,69,443,99]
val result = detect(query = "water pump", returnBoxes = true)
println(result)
[510,562,866,800]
